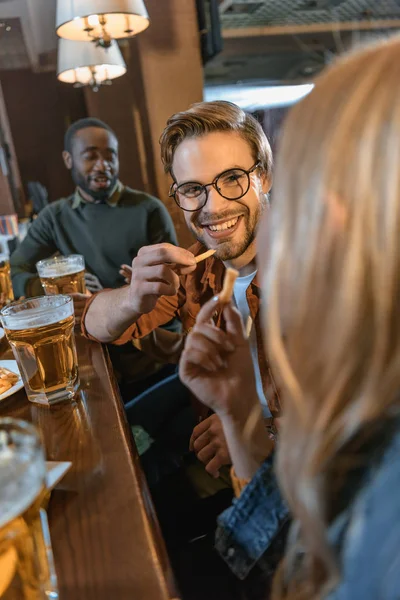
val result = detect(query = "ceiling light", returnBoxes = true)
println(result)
[57,39,127,91]
[204,84,315,110]
[56,0,149,48]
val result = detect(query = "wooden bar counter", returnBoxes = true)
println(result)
[0,334,179,600]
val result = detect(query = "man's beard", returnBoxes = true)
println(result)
[71,166,117,203]
[189,195,266,261]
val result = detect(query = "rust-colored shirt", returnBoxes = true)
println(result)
[82,241,281,419]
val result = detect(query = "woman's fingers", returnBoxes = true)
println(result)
[191,323,235,352]
[181,348,219,373]
[193,295,223,326]
[186,331,229,367]
[223,303,247,342]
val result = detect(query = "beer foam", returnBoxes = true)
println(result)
[2,298,73,330]
[0,449,44,529]
[40,264,82,278]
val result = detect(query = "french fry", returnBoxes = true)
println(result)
[0,366,19,389]
[194,249,216,264]
[219,267,239,303]
[245,315,253,338]
[0,380,12,394]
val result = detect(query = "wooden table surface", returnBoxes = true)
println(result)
[0,334,178,600]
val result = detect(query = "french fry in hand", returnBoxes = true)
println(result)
[195,249,216,264]
[219,267,239,304]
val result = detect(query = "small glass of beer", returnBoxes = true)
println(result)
[36,255,86,295]
[0,295,79,405]
[0,417,58,599]
[0,254,14,308]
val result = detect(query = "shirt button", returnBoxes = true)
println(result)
[227,547,235,558]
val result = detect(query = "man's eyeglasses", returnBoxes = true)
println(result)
[169,163,260,212]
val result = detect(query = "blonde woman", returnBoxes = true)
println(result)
[180,37,400,599]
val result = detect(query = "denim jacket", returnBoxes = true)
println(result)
[216,422,400,598]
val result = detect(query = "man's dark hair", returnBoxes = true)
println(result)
[64,118,116,153]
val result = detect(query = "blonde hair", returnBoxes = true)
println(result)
[159,100,273,179]
[264,38,400,598]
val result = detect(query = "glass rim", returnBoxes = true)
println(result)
[0,294,72,319]
[0,416,40,439]
[0,417,44,518]
[36,253,85,270]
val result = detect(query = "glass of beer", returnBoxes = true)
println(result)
[36,255,86,295]
[0,295,79,405]
[0,417,58,599]
[0,254,14,309]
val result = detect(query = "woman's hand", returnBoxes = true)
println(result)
[180,295,274,479]
[179,296,258,422]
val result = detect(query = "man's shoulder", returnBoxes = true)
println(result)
[119,187,165,210]
[38,195,75,218]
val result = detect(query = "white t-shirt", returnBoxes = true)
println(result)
[233,271,271,417]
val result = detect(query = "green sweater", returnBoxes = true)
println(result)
[11,186,177,298]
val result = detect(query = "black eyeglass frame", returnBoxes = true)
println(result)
[168,162,261,212]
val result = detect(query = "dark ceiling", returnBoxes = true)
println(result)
[205,0,400,85]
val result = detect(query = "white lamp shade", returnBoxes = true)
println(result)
[56,0,149,41]
[57,39,127,85]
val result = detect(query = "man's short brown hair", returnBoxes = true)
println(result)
[160,100,273,180]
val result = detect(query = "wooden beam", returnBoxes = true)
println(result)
[223,19,400,38]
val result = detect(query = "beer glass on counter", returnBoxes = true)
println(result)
[0,296,79,405]
[0,255,14,308]
[36,255,86,295]
[0,418,58,599]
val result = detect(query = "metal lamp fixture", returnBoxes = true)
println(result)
[56,0,149,48]
[57,39,127,91]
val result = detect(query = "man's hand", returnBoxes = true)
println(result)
[84,272,103,293]
[189,414,231,478]
[127,243,196,316]
[119,264,132,284]
[83,243,196,344]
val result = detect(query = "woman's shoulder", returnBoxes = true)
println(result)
[357,419,400,514]
[330,420,400,599]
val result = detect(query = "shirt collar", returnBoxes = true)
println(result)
[196,243,260,292]
[71,180,124,209]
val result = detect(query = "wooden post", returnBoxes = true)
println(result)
[85,0,203,247]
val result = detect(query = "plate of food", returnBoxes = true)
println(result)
[0,360,24,401]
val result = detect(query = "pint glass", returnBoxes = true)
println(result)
[0,418,58,599]
[0,255,14,308]
[0,296,79,405]
[36,255,86,295]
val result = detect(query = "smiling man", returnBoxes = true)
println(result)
[11,117,177,299]
[10,117,179,398]
[83,102,281,478]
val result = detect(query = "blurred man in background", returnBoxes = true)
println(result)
[11,117,179,396]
